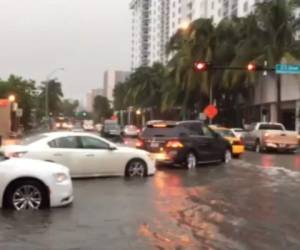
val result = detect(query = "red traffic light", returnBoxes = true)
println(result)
[194,61,209,71]
[247,63,256,71]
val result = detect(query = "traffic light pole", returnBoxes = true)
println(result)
[194,62,277,123]
[276,74,282,123]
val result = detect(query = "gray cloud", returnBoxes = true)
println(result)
[0,0,131,100]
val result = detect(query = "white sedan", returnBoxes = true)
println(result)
[2,132,156,178]
[0,153,73,211]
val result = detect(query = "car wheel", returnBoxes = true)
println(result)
[223,149,232,163]
[186,152,197,169]
[5,180,48,211]
[233,154,240,159]
[126,159,147,177]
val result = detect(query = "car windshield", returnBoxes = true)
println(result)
[216,129,235,137]
[21,134,46,145]
[142,127,178,138]
[259,124,284,130]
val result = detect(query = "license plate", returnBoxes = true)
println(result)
[150,142,159,148]
[279,144,286,148]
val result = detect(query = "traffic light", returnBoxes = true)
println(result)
[194,61,210,71]
[247,63,257,71]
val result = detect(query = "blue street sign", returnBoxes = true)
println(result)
[275,64,300,74]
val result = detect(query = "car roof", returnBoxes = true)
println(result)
[43,131,99,138]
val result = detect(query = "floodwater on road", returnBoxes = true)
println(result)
[1,152,300,250]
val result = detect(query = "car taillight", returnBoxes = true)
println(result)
[136,140,144,148]
[166,140,184,148]
[233,140,243,146]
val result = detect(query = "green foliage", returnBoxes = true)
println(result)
[61,99,79,117]
[93,95,112,122]
[0,75,37,129]
[113,63,165,110]
[39,79,64,116]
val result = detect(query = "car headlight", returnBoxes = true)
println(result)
[53,173,69,183]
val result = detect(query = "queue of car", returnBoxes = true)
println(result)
[1,120,298,211]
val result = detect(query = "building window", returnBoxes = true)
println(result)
[211,1,214,10]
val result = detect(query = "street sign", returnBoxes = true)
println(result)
[275,64,300,74]
[204,105,218,120]
[111,115,118,121]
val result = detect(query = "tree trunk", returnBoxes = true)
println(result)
[276,74,282,123]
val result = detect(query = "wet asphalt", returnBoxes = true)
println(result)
[1,151,300,250]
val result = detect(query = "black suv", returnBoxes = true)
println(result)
[137,120,231,168]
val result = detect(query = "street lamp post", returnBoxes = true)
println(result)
[8,94,16,134]
[45,68,64,127]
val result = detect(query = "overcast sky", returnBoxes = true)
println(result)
[0,0,131,101]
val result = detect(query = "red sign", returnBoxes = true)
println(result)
[0,99,9,108]
[204,105,218,119]
[111,115,118,121]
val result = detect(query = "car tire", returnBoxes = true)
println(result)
[223,149,232,163]
[4,179,49,211]
[233,154,240,159]
[125,159,147,178]
[186,152,197,169]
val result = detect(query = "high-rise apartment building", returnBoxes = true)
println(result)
[130,0,151,69]
[131,0,243,69]
[131,0,299,68]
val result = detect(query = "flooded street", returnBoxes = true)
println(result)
[1,151,300,250]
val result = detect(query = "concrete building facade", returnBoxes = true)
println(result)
[103,70,130,103]
[130,0,151,69]
[85,88,104,112]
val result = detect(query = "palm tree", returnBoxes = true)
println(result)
[39,79,63,116]
[163,19,217,118]
[227,0,300,122]
[125,63,165,109]
[164,18,243,119]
